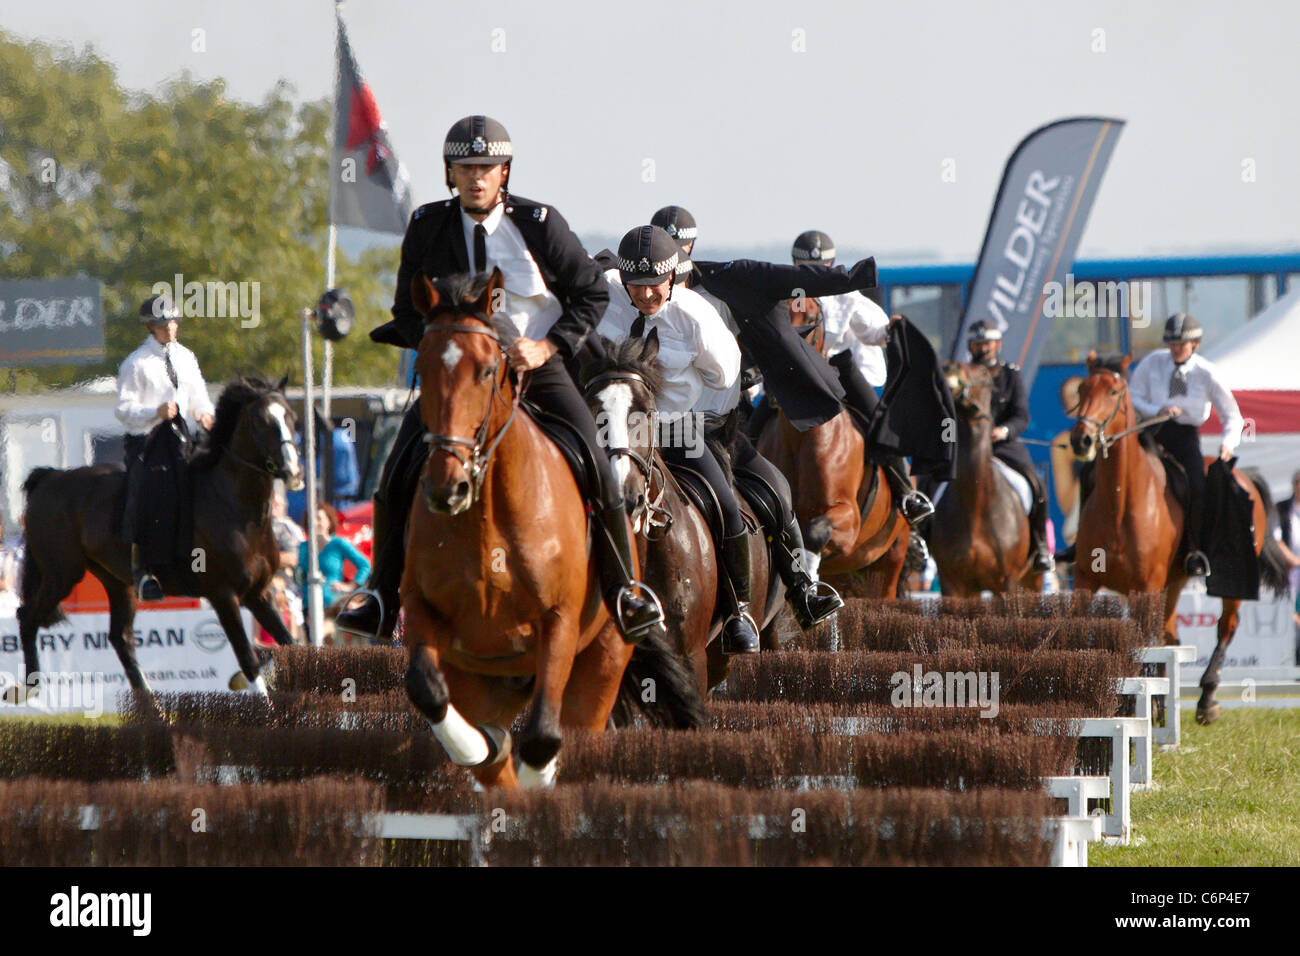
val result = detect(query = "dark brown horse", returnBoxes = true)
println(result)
[12,376,302,710]
[930,361,1041,596]
[401,270,702,789]
[582,333,780,695]
[756,296,909,595]
[1070,353,1288,723]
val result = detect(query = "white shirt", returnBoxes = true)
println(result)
[596,271,740,415]
[818,290,889,386]
[1130,349,1244,452]
[693,287,743,414]
[115,336,215,436]
[461,204,563,341]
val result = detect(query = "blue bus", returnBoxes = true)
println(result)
[874,250,1300,541]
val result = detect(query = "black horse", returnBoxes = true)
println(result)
[11,376,303,711]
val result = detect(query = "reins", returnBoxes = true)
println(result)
[1073,371,1176,458]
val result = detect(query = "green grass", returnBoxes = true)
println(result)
[1092,707,1300,866]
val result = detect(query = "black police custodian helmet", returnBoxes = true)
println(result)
[1162,313,1203,344]
[443,115,512,190]
[139,295,180,325]
[617,226,680,287]
[792,230,836,264]
[650,205,697,253]
[967,320,1003,342]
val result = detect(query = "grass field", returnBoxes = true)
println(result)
[1093,707,1300,866]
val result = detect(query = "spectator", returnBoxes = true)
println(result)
[297,502,371,621]
[0,514,21,617]
[1273,470,1300,658]
[271,481,306,569]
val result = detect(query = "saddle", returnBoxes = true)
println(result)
[521,400,604,502]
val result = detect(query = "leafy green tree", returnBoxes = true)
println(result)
[0,32,402,391]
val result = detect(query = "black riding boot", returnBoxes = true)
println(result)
[882,455,934,526]
[774,515,844,629]
[1184,496,1211,577]
[719,531,761,655]
[122,462,163,601]
[335,495,404,640]
[1028,486,1055,573]
[595,502,667,645]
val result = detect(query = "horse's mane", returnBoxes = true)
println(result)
[193,375,278,471]
[1089,353,1131,377]
[420,271,518,344]
[582,335,666,401]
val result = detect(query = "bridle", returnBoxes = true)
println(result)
[225,401,299,481]
[790,300,825,354]
[1074,370,1130,459]
[583,369,673,538]
[420,317,523,506]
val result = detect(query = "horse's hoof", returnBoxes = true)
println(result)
[1195,702,1220,725]
[228,671,249,691]
[475,723,512,768]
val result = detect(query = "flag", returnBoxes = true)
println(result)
[330,12,414,233]
[951,117,1125,388]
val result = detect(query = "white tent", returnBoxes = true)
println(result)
[1201,287,1300,500]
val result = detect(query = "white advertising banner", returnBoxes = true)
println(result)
[1175,588,1297,674]
[0,605,255,714]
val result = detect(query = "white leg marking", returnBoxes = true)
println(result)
[596,383,634,496]
[250,674,270,697]
[429,704,490,766]
[517,755,558,789]
[441,339,464,372]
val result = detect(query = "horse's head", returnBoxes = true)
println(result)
[943,361,994,423]
[209,375,303,489]
[412,268,516,515]
[1069,350,1133,462]
[787,295,826,354]
[581,331,666,534]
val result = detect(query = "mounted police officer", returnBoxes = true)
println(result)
[336,115,665,644]
[965,320,1054,573]
[116,295,215,600]
[1129,313,1242,577]
[650,210,845,633]
[743,229,934,526]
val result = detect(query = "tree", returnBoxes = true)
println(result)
[0,32,402,391]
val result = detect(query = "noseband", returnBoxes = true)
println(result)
[421,319,522,505]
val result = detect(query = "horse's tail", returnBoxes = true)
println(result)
[1246,470,1290,599]
[612,629,707,730]
[20,467,69,629]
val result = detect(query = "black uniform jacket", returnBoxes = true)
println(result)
[370,195,608,364]
[989,361,1030,443]
[868,318,957,481]
[691,258,879,431]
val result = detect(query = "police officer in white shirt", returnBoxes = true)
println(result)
[116,295,215,599]
[649,209,846,631]
[117,296,215,467]
[1130,313,1244,577]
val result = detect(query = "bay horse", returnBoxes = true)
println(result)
[581,333,779,696]
[755,297,909,597]
[12,376,302,711]
[930,361,1041,596]
[1069,353,1288,723]
[402,269,702,790]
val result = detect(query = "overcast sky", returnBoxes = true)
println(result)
[3,0,1297,262]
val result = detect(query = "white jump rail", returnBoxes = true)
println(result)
[1118,676,1168,789]
[1044,777,1109,865]
[1137,645,1198,748]
[1049,815,1104,867]
[1076,716,1147,844]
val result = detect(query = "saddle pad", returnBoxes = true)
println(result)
[931,458,1032,515]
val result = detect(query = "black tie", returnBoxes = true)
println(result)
[629,314,647,340]
[164,345,178,389]
[473,223,487,274]
[1169,363,1187,397]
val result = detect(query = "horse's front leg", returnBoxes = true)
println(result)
[209,589,270,695]
[243,589,295,646]
[516,607,582,788]
[402,596,518,786]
